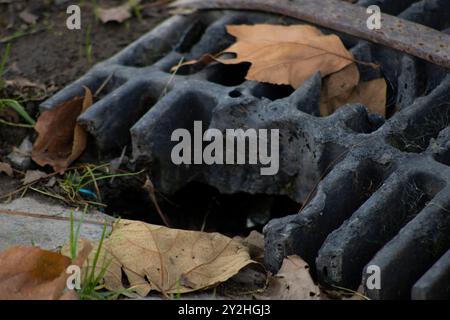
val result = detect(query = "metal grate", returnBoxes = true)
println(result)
[40,0,450,299]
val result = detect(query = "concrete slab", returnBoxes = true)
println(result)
[0,196,114,251]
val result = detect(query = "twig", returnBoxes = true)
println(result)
[143,176,171,227]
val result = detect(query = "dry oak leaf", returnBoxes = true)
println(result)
[221,24,355,89]
[93,219,256,296]
[32,87,93,173]
[0,246,74,300]
[256,255,320,300]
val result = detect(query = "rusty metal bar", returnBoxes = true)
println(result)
[173,0,450,69]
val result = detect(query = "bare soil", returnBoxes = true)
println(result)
[0,0,165,153]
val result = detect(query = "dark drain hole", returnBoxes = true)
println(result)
[251,83,295,101]
[206,63,251,87]
[229,89,242,98]
[102,180,301,237]
[434,149,450,167]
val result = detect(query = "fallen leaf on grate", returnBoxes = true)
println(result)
[320,63,387,117]
[83,219,255,296]
[0,246,75,300]
[256,255,320,300]
[32,87,93,173]
[178,24,386,117]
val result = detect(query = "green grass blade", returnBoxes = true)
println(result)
[0,43,11,78]
[0,99,36,126]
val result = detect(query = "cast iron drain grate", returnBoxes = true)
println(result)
[40,0,450,299]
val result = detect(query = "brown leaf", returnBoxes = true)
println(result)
[89,219,255,296]
[256,255,320,300]
[32,87,93,173]
[22,170,48,185]
[0,246,72,300]
[221,24,354,89]
[236,230,264,263]
[0,162,13,177]
[320,63,387,117]
[347,78,387,117]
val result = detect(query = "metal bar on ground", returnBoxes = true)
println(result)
[173,0,450,69]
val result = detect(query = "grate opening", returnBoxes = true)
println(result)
[434,149,450,167]
[205,62,251,86]
[292,159,392,268]
[387,104,450,153]
[344,109,385,134]
[318,143,348,174]
[102,180,300,236]
[175,20,208,54]
[316,172,445,290]
[251,83,295,101]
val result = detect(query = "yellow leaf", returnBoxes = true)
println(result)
[89,220,256,296]
[221,24,354,89]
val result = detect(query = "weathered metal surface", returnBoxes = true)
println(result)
[174,0,450,68]
[39,0,450,299]
[411,250,450,300]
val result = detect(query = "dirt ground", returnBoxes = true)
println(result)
[0,0,166,153]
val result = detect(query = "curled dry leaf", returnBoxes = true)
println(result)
[221,24,354,89]
[0,246,74,300]
[32,87,93,173]
[86,219,255,296]
[257,255,320,300]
